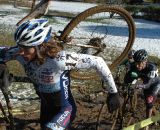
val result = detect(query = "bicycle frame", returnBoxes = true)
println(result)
[119,80,138,127]
[0,75,32,130]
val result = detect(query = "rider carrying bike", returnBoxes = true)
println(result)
[0,18,121,130]
[124,49,160,119]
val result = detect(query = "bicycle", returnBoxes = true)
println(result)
[0,72,14,130]
[16,0,136,80]
[118,80,140,128]
[0,100,10,130]
[99,85,138,130]
[114,66,142,129]
[96,66,140,130]
[0,75,32,130]
[111,66,160,130]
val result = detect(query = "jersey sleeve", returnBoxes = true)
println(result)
[143,62,159,89]
[124,68,138,84]
[147,63,159,78]
[0,46,20,63]
[64,51,118,93]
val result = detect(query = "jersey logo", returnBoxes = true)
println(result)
[57,110,70,126]
[62,71,69,99]
[40,68,54,83]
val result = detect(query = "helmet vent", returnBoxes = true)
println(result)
[35,29,43,36]
[16,23,29,41]
[30,37,42,44]
[20,34,30,43]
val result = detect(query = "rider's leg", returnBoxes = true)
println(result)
[45,106,73,130]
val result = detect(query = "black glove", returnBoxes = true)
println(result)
[107,93,122,113]
[0,64,12,92]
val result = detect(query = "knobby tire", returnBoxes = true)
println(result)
[60,5,136,80]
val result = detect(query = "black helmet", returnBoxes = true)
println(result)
[128,49,135,57]
[133,49,148,62]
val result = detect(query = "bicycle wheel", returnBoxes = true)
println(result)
[96,103,119,130]
[119,89,138,128]
[60,5,136,80]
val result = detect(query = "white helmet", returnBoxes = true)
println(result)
[14,18,52,47]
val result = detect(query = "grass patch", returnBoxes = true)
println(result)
[0,23,15,46]
[0,24,23,75]
[125,4,160,21]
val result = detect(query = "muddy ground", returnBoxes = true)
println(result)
[1,79,160,130]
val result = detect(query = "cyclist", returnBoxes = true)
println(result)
[0,18,121,130]
[124,49,160,120]
[119,49,135,71]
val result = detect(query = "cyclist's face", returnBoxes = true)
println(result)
[18,47,36,62]
[135,61,147,71]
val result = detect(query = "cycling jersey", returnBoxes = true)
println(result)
[0,46,118,129]
[0,46,117,93]
[124,61,160,109]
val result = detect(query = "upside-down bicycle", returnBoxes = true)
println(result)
[17,0,136,80]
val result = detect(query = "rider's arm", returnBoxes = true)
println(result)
[143,65,159,89]
[142,77,159,89]
[124,69,138,84]
[0,46,19,63]
[64,51,117,93]
[137,63,159,91]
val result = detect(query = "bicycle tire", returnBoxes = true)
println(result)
[127,92,138,125]
[96,103,119,130]
[120,90,138,128]
[59,5,136,80]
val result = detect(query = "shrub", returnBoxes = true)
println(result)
[125,5,160,22]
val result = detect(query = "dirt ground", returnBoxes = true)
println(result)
[12,98,160,130]
[1,87,160,130]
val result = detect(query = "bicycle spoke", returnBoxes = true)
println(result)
[60,5,135,80]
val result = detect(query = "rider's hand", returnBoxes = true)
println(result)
[136,84,145,89]
[106,93,122,113]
